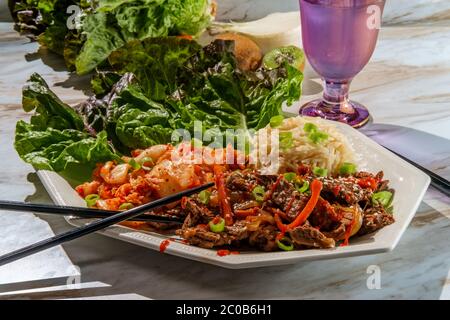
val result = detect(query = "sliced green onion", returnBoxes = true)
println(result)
[198,190,211,205]
[313,167,328,177]
[279,132,293,149]
[128,158,141,170]
[270,115,284,128]
[252,185,265,202]
[85,194,100,207]
[283,172,297,182]
[304,122,328,144]
[303,122,318,133]
[339,162,357,175]
[119,202,134,210]
[297,180,309,193]
[209,217,225,233]
[372,191,393,208]
[277,237,294,251]
[140,157,154,170]
[308,131,328,144]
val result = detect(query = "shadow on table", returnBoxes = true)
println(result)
[25,173,52,204]
[25,47,93,95]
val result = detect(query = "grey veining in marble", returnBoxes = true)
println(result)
[0,0,449,299]
[216,0,450,25]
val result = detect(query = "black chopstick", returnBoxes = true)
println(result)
[0,200,183,223]
[0,182,214,267]
[384,147,450,197]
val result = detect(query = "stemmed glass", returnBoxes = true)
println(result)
[299,0,386,128]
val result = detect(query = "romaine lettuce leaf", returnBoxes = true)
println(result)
[75,0,213,74]
[108,37,202,101]
[106,37,303,136]
[15,73,120,171]
[10,0,213,74]
[22,73,85,131]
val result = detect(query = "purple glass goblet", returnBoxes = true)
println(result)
[299,0,386,128]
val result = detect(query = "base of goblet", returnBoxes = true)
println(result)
[299,99,370,128]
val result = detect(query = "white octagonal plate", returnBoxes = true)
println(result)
[37,119,430,269]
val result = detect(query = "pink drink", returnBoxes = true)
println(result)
[301,0,384,80]
[299,0,385,127]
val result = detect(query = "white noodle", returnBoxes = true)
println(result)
[255,116,355,174]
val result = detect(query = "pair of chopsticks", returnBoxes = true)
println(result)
[383,147,450,197]
[0,200,184,223]
[0,182,213,267]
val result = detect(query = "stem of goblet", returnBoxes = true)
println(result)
[322,79,355,114]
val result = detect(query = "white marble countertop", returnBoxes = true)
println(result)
[0,0,449,299]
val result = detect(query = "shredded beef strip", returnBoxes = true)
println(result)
[288,224,335,249]
[358,205,395,236]
[181,198,215,229]
[248,224,278,251]
[177,220,249,249]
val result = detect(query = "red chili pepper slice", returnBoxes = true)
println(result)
[275,179,323,232]
[213,165,234,226]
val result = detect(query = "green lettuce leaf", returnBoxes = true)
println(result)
[14,39,304,172]
[100,38,304,146]
[75,10,126,75]
[75,0,213,75]
[90,71,122,97]
[10,0,213,74]
[63,30,85,72]
[22,73,85,131]
[108,37,202,101]
[37,21,67,55]
[15,73,120,171]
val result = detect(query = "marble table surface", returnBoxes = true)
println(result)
[0,1,449,299]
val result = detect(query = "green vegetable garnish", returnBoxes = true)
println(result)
[303,122,328,144]
[297,180,310,193]
[209,218,225,233]
[339,162,357,175]
[279,132,294,149]
[128,159,141,170]
[85,194,100,207]
[270,115,284,128]
[304,123,318,133]
[198,190,211,205]
[308,131,329,144]
[283,172,297,182]
[119,203,134,211]
[252,185,266,202]
[140,157,154,170]
[313,167,328,177]
[372,191,393,208]
[276,237,294,251]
